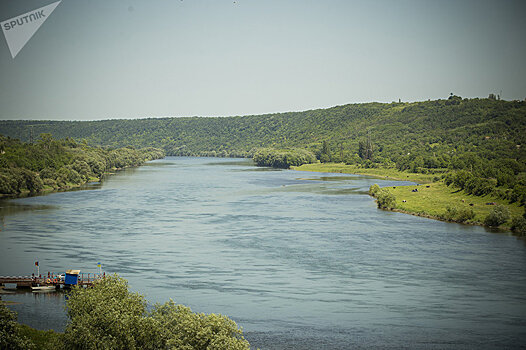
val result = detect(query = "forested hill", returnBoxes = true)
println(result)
[0,135,164,196]
[1,97,525,171]
[0,102,388,157]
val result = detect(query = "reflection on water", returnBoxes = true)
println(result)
[204,159,255,167]
[0,157,525,350]
[1,290,67,331]
[0,201,57,232]
[0,201,57,215]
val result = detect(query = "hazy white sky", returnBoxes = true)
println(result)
[0,0,525,120]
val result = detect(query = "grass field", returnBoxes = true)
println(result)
[388,182,524,227]
[292,162,524,230]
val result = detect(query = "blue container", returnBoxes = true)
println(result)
[65,269,80,285]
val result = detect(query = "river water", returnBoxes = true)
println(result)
[1,157,525,349]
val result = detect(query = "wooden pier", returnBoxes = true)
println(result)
[0,272,104,289]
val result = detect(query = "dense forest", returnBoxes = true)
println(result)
[0,134,164,196]
[0,96,525,204]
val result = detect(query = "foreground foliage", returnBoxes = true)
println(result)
[151,301,250,350]
[63,275,250,350]
[0,302,35,350]
[16,324,62,350]
[0,134,164,197]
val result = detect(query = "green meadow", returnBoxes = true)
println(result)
[293,162,524,231]
[389,182,524,227]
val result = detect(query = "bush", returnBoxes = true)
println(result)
[442,206,475,223]
[510,217,526,236]
[63,275,162,350]
[20,169,44,193]
[442,206,458,221]
[0,303,35,350]
[0,172,18,194]
[456,207,475,223]
[62,274,250,350]
[151,300,251,350]
[376,189,396,209]
[484,205,511,227]
[369,184,380,196]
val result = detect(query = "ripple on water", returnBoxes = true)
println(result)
[1,157,525,350]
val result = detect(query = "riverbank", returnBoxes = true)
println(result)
[388,182,523,230]
[0,135,165,200]
[292,163,525,234]
[1,168,134,200]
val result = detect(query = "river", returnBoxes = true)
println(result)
[1,157,525,349]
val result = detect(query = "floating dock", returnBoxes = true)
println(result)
[0,272,104,289]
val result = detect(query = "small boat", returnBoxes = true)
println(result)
[31,285,56,292]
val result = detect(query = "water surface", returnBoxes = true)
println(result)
[1,157,525,349]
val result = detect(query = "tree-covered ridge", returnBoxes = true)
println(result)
[0,102,388,156]
[0,134,164,196]
[0,97,524,200]
[0,98,523,164]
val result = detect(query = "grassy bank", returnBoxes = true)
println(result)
[292,162,524,232]
[388,182,524,228]
[292,163,436,183]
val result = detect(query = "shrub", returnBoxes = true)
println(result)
[62,274,250,350]
[151,300,250,350]
[484,205,511,227]
[510,217,526,236]
[442,206,458,221]
[443,206,475,223]
[63,275,161,350]
[369,184,380,196]
[376,189,396,209]
[456,207,475,223]
[20,169,44,193]
[0,303,35,350]
[0,172,18,194]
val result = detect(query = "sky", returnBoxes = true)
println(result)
[0,0,525,120]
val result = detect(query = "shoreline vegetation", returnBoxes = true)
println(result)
[0,134,165,199]
[292,162,526,236]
